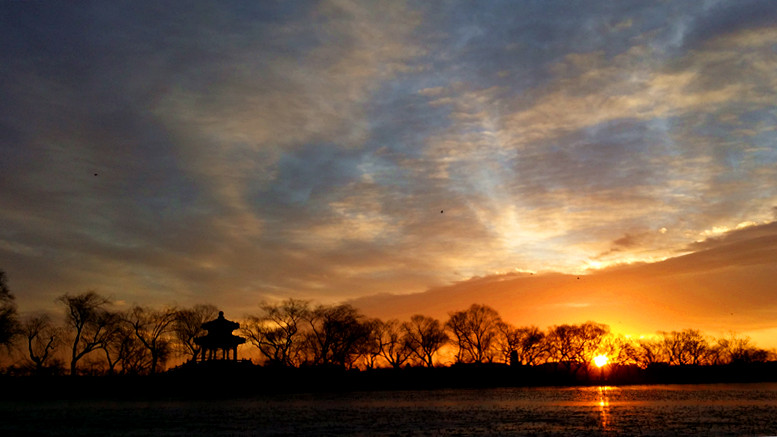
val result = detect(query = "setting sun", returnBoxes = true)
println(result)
[593,355,609,368]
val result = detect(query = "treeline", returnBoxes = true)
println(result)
[1,279,773,377]
[238,299,774,376]
[1,291,221,376]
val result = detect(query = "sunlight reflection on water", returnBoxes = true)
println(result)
[597,386,610,429]
[2,383,777,436]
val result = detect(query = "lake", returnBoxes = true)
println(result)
[2,383,777,436]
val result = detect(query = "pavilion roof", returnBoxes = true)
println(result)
[201,311,240,333]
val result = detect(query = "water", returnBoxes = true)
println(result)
[3,383,777,436]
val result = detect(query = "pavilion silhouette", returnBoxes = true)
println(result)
[194,311,246,361]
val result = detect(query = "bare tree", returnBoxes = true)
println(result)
[507,326,547,365]
[571,322,609,368]
[22,314,61,374]
[660,329,709,365]
[446,304,503,364]
[305,304,368,368]
[102,312,146,374]
[597,334,639,366]
[243,299,309,366]
[496,322,519,364]
[126,306,177,374]
[378,319,414,369]
[546,324,578,365]
[58,291,112,375]
[356,318,385,369]
[173,304,218,362]
[0,270,19,351]
[546,322,608,375]
[714,332,769,364]
[634,338,665,367]
[403,315,448,367]
[113,333,150,375]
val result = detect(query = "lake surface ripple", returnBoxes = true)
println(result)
[3,383,777,436]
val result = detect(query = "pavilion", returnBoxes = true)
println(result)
[194,311,246,361]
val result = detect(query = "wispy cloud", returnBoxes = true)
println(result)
[2,0,777,333]
[354,221,777,340]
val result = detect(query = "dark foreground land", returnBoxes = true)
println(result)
[4,361,777,400]
[5,383,777,436]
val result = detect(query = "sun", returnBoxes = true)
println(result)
[593,355,609,367]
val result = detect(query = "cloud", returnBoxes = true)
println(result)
[0,1,428,310]
[401,15,777,273]
[353,221,777,340]
[2,0,777,337]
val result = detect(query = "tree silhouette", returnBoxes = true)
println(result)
[358,318,386,369]
[501,325,547,365]
[305,304,368,368]
[126,306,177,374]
[243,299,309,366]
[660,329,709,365]
[22,314,61,374]
[58,291,112,375]
[403,314,448,367]
[7,288,777,379]
[377,319,414,369]
[173,304,218,362]
[714,332,769,364]
[546,324,577,365]
[597,333,639,366]
[102,311,146,375]
[0,270,19,351]
[635,338,664,368]
[572,322,609,375]
[446,304,503,364]
[546,322,608,375]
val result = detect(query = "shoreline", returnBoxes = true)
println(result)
[4,361,777,401]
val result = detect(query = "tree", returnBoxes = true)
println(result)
[546,324,578,364]
[660,329,709,365]
[173,304,218,362]
[126,306,177,374]
[357,318,385,369]
[546,322,608,375]
[597,334,639,366]
[446,304,503,364]
[635,337,665,368]
[378,319,414,369]
[102,312,147,375]
[403,315,448,367]
[0,270,19,351]
[505,326,547,365]
[22,314,61,374]
[58,291,112,375]
[496,322,518,364]
[714,332,770,365]
[571,322,609,367]
[305,304,368,368]
[243,299,309,366]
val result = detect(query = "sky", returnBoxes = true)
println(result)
[2,1,777,342]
